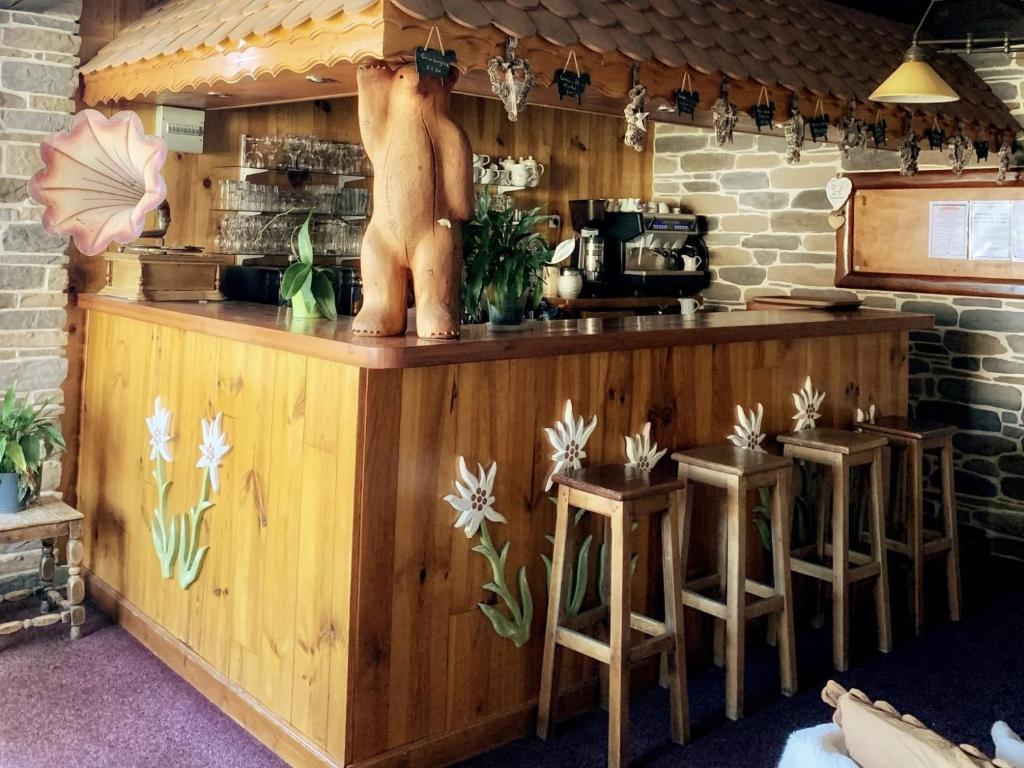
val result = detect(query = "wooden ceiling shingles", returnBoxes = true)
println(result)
[80,0,1018,133]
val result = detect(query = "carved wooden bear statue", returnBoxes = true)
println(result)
[353,61,474,339]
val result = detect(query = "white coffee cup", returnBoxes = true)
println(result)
[679,298,700,315]
[480,167,499,184]
[473,153,490,167]
[509,163,538,188]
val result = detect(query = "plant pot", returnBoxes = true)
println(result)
[290,294,320,319]
[486,292,529,330]
[0,473,21,514]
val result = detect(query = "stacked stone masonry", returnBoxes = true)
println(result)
[0,2,80,573]
[653,114,1024,556]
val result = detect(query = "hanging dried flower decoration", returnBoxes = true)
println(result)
[623,66,648,153]
[712,78,740,146]
[487,37,534,122]
[899,130,920,177]
[834,100,867,159]
[727,403,767,453]
[792,376,826,431]
[997,139,1014,184]
[782,94,806,165]
[948,123,974,176]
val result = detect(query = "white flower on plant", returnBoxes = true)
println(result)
[624,422,667,472]
[855,403,877,425]
[792,376,826,431]
[727,403,767,453]
[146,396,173,463]
[196,412,231,493]
[544,399,598,491]
[444,456,505,538]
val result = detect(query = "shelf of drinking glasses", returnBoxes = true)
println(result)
[214,166,370,184]
[212,208,367,221]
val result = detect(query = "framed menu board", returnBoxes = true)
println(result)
[835,170,1024,298]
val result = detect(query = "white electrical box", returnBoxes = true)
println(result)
[154,105,205,154]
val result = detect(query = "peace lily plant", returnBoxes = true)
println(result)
[0,383,65,513]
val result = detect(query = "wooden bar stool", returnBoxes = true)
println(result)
[859,416,961,634]
[777,428,893,672]
[671,446,797,720]
[537,464,688,768]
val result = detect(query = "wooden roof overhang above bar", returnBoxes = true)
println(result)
[80,0,1020,145]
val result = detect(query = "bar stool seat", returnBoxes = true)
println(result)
[537,465,689,768]
[671,446,797,720]
[777,428,892,672]
[859,416,961,634]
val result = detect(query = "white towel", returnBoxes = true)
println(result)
[777,723,859,768]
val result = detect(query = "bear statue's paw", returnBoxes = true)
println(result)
[352,306,407,337]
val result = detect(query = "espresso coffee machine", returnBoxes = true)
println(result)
[601,212,710,297]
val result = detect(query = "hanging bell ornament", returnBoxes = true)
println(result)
[898,131,920,177]
[711,79,740,146]
[997,139,1013,184]
[487,37,534,122]
[782,94,805,165]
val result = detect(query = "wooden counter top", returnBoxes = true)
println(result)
[78,293,933,369]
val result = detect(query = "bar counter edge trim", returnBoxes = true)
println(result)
[77,293,934,370]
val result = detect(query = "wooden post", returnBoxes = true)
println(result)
[352,62,475,340]
[67,520,85,640]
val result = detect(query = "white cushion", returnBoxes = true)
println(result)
[777,723,859,768]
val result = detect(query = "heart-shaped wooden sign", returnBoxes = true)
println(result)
[828,214,846,230]
[825,176,853,211]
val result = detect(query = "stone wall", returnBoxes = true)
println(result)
[652,122,1024,556]
[0,1,80,573]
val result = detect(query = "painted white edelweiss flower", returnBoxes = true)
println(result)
[146,396,173,463]
[624,422,667,472]
[544,399,598,491]
[792,376,826,431]
[727,403,767,453]
[196,412,231,493]
[855,403,877,425]
[444,456,505,538]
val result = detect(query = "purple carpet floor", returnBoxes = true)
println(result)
[0,601,285,768]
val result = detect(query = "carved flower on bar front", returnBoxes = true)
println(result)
[856,403,877,425]
[444,456,504,538]
[624,422,666,472]
[792,376,826,431]
[196,413,231,493]
[727,403,766,453]
[544,399,598,491]
[146,396,173,463]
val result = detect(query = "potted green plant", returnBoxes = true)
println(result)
[279,210,337,320]
[462,191,552,328]
[0,383,65,513]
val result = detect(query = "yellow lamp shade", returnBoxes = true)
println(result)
[870,59,960,104]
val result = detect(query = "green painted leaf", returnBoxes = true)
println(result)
[478,602,516,638]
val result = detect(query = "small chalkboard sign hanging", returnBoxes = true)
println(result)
[555,50,590,105]
[674,71,699,118]
[750,86,775,132]
[415,26,457,84]
[808,99,830,142]
[871,111,887,148]
[925,117,946,150]
[974,140,990,162]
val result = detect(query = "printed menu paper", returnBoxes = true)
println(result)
[928,201,968,259]
[968,201,1011,261]
[1013,202,1024,262]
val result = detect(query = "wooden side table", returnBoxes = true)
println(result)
[0,498,85,640]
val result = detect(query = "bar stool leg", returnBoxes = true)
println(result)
[537,485,572,739]
[601,516,612,710]
[662,491,689,745]
[831,456,850,672]
[941,436,962,622]
[869,448,893,654]
[714,492,728,668]
[908,440,925,636]
[770,471,797,696]
[813,465,832,630]
[607,501,632,768]
[724,480,746,721]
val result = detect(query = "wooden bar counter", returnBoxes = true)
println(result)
[75,294,930,768]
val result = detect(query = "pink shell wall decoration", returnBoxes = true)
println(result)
[28,109,168,256]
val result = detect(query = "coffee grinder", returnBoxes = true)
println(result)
[568,199,607,296]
